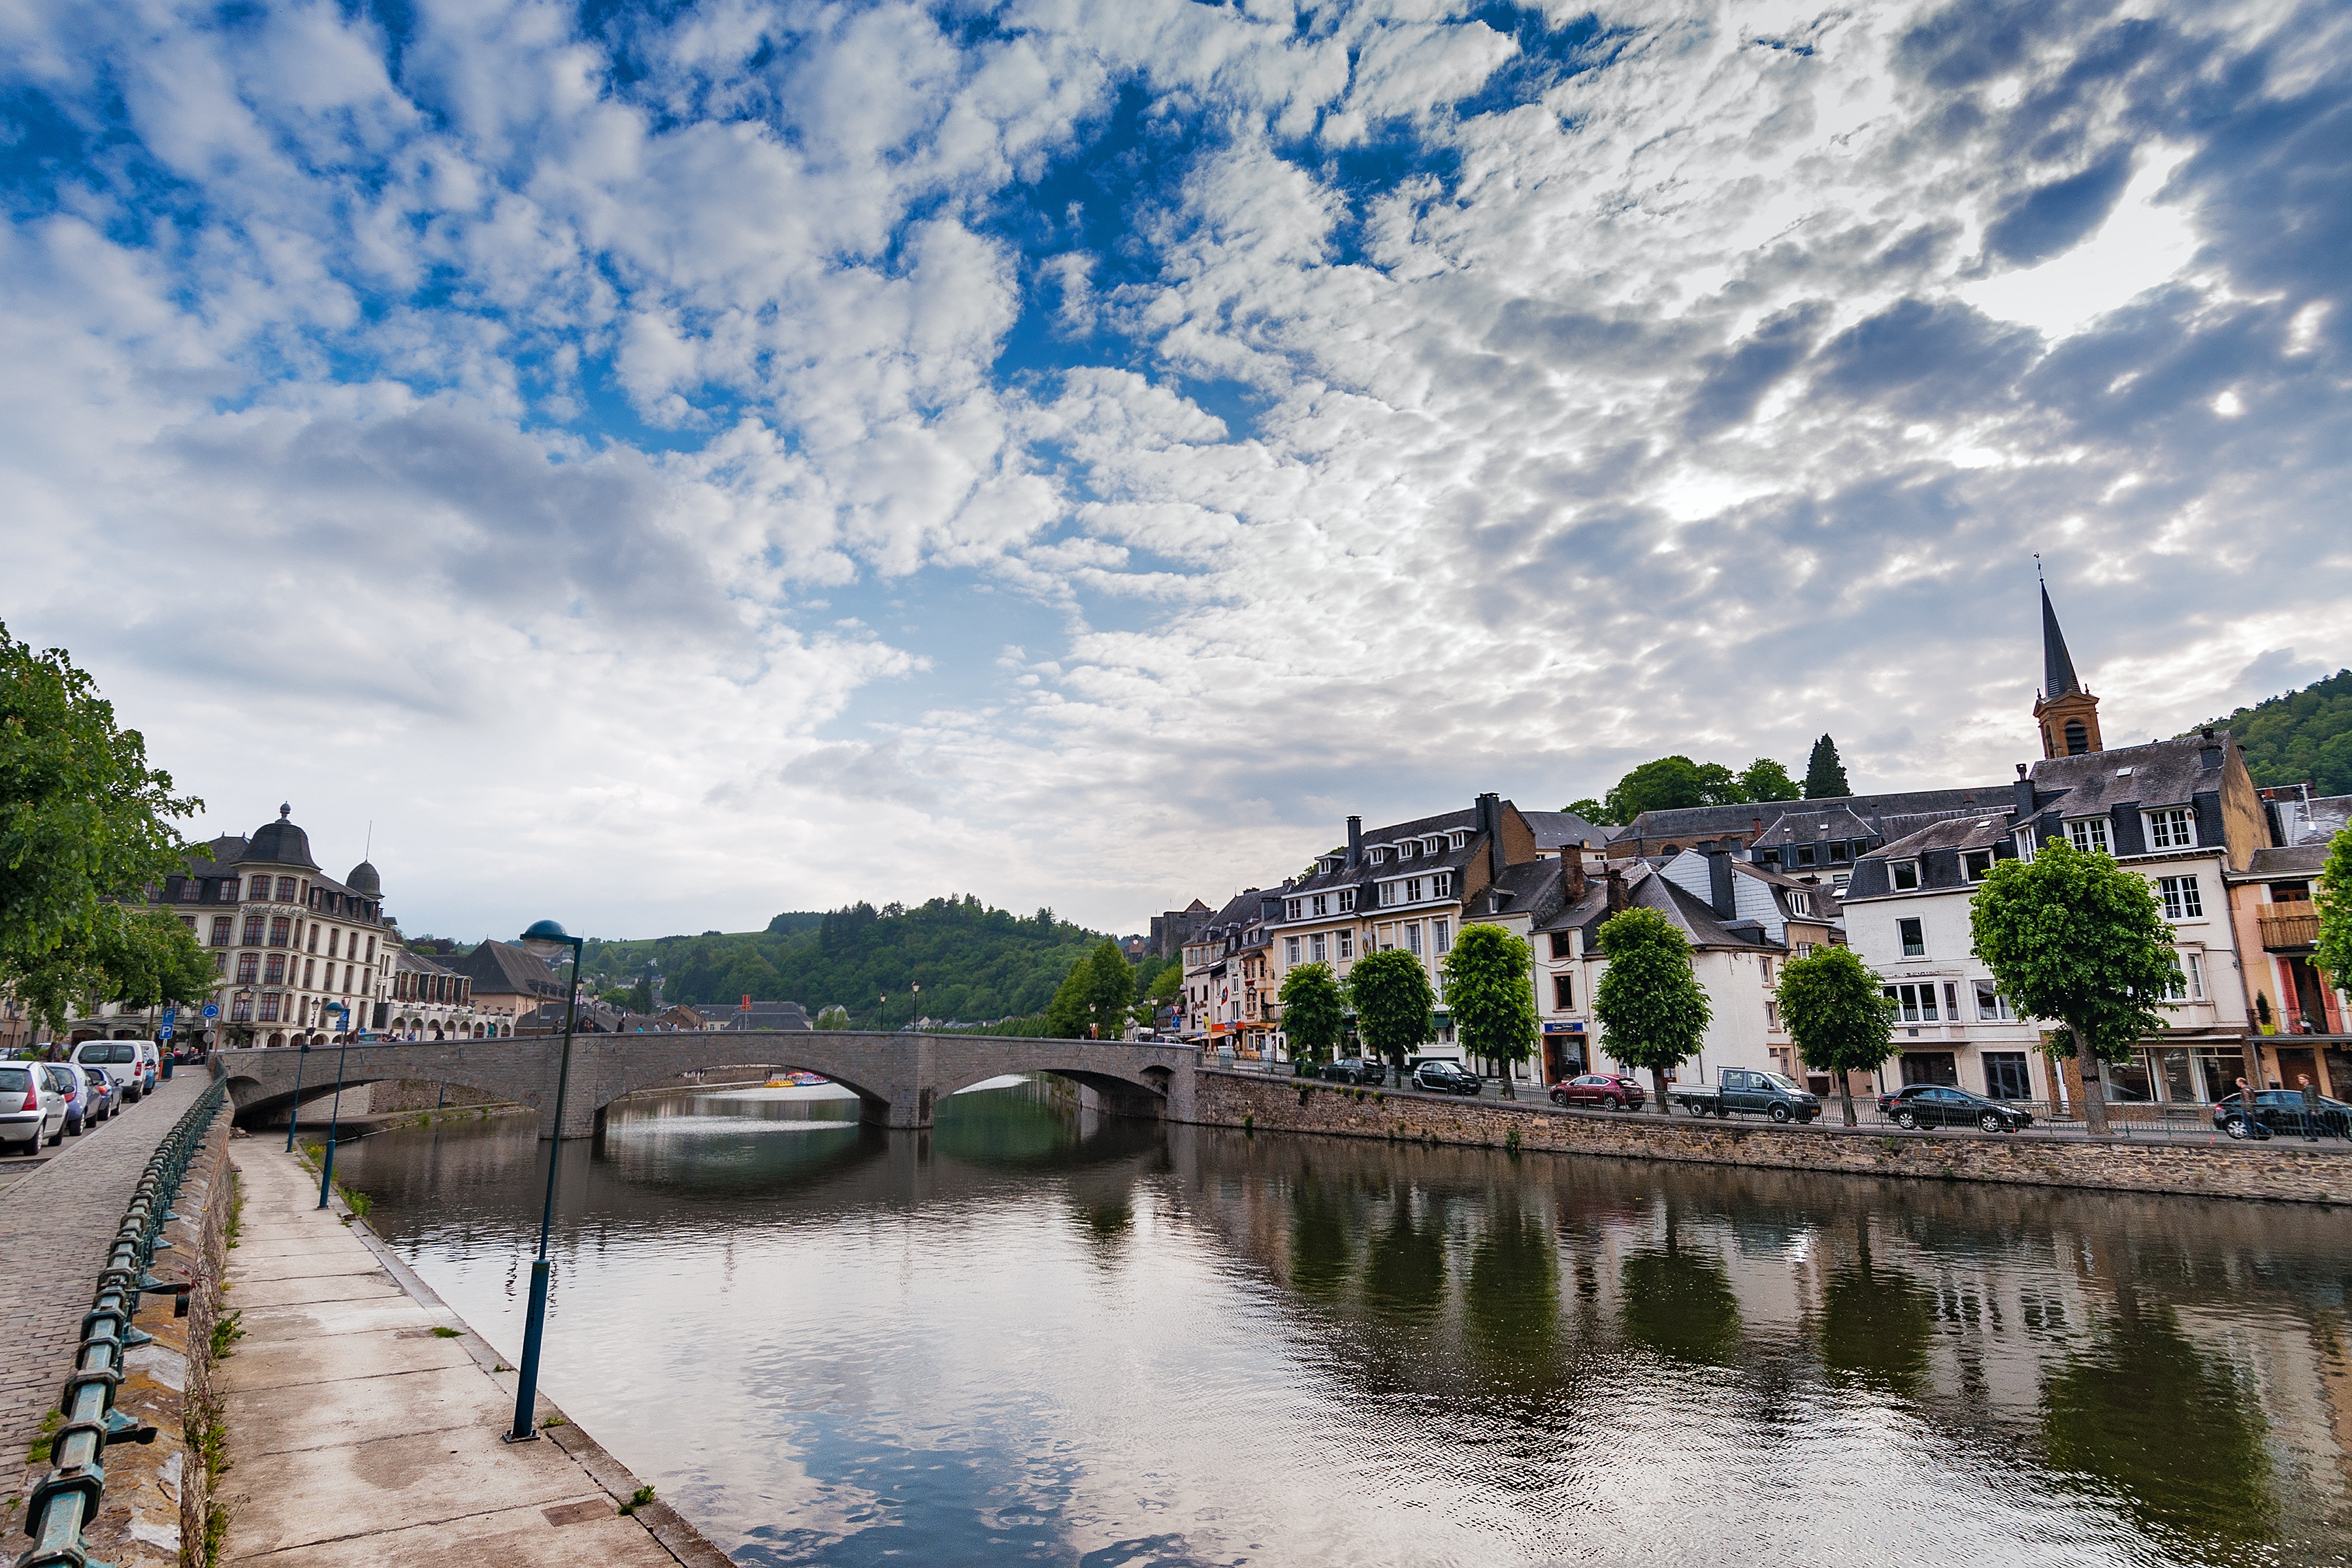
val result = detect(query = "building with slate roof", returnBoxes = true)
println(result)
[1609,786,2004,866]
[2229,790,2352,1069]
[451,939,570,1034]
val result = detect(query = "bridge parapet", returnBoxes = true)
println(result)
[214,1032,1196,1139]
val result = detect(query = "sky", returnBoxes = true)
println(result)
[3,0,2348,943]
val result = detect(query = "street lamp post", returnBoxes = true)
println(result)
[284,1030,310,1153]
[316,1002,352,1209]
[506,919,583,1443]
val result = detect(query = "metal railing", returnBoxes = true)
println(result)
[18,1077,226,1568]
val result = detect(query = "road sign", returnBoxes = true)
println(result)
[157,1024,174,1039]
[201,1004,220,1020]
[161,1005,177,1021]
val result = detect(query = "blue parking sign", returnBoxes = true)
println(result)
[157,1024,174,1039]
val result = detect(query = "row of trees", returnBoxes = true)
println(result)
[1567,736,1852,825]
[2,625,214,1032]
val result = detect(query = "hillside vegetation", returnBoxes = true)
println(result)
[581,895,1108,1029]
[2200,669,2352,794]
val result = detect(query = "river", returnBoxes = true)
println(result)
[329,1078,2352,1567]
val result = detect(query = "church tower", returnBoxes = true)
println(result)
[2031,581,2102,757]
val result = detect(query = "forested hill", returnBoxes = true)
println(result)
[2199,668,2352,794]
[580,896,1103,1029]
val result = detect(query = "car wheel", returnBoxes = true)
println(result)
[67,1117,83,1137]
[1895,1109,1918,1130]
[1550,1091,1567,1107]
[1769,1103,1792,1124]
[2223,1115,2251,1139]
[1979,1111,2004,1134]
[1603,1095,1622,1111]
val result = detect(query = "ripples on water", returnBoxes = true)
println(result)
[333,1080,2352,1567]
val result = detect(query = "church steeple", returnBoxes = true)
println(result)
[2031,572,2102,758]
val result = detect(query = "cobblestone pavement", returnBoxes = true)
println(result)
[0,1071,204,1511]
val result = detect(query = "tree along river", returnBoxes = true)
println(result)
[331,1078,2352,1567]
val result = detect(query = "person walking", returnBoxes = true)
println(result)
[2299,1073,2325,1141]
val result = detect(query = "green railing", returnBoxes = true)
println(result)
[17,1077,227,1568]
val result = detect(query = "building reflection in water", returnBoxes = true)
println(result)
[335,1078,2352,1567]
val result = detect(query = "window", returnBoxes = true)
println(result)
[1974,981,2013,1021]
[2066,817,2110,855]
[237,953,259,983]
[2064,718,2089,755]
[2185,951,2204,999]
[1891,860,1919,890]
[1788,893,1810,916]
[1983,1053,2032,1100]
[1405,923,1422,956]
[1794,941,1816,958]
[1433,919,1450,954]
[267,916,290,947]
[1765,1000,1780,1029]
[258,992,281,1022]
[1284,937,1301,966]
[230,995,253,1022]
[1796,845,1816,867]
[2014,829,2038,863]
[1554,975,1575,1009]
[1448,830,1467,849]
[1898,918,1925,957]
[307,923,320,952]
[1311,934,1327,963]
[328,928,340,958]
[1337,930,1353,960]
[2158,875,2203,920]
[1760,958,1774,986]
[1337,890,1356,913]
[1368,848,1386,864]
[1311,894,1328,918]
[1548,930,1574,960]
[1432,872,1452,899]
[276,876,298,901]
[1285,900,1301,922]
[1883,983,1940,1022]
[365,935,375,963]
[1944,982,1961,1019]
[1405,877,1424,903]
[246,877,268,900]
[302,958,316,988]
[1964,851,1993,881]
[213,952,227,976]
[1829,841,1851,863]
[209,916,232,946]
[1397,841,1415,859]
[2145,808,2197,849]
[265,954,287,985]
[1424,837,1442,855]
[1379,882,1398,907]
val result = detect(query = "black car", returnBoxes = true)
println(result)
[1411,1060,1481,1096]
[2212,1090,2351,1140]
[1320,1056,1386,1086]
[1878,1083,2034,1132]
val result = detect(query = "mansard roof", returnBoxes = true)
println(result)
[1614,787,2004,845]
[451,938,566,999]
[1868,811,2016,860]
[2029,732,2229,814]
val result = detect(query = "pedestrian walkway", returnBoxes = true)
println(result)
[218,1144,723,1566]
[0,1070,204,1509]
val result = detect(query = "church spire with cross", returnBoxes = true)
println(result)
[2031,566,2102,758]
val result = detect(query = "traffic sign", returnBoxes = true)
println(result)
[161,1005,178,1021]
[201,1004,220,1020]
[157,1024,174,1039]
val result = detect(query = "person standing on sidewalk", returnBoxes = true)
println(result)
[2299,1073,2325,1141]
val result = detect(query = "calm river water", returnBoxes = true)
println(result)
[332,1081,2352,1567]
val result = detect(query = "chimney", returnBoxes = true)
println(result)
[1703,838,1736,920]
[2200,727,2224,770]
[1605,864,1629,914]
[1478,791,1505,881]
[1564,845,1588,902]
[1346,815,1362,870]
[2013,761,2036,824]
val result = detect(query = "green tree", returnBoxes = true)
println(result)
[1737,757,1801,802]
[1563,796,1610,825]
[626,976,655,1014]
[1591,907,1712,1114]
[1804,734,1851,798]
[1277,962,1345,1062]
[1047,938,1134,1039]
[1775,945,1897,1126]
[2317,827,2352,995]
[813,1004,851,1029]
[2196,667,2352,792]
[1441,923,1539,1098]
[598,987,632,1007]
[1969,838,2180,1137]
[1348,949,1435,1070]
[2,625,206,1030]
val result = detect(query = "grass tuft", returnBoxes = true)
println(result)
[211,1310,244,1360]
[617,1484,656,1516]
[430,1326,460,1339]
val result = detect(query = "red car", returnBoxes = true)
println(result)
[1550,1073,1646,1111]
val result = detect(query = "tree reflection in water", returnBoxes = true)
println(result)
[1288,1173,1356,1303]
[2042,1299,2274,1543]
[1465,1198,1558,1380]
[1362,1188,1446,1328]
[1620,1212,1742,1367]
[1818,1228,1934,1396]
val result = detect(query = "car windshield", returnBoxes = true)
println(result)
[1763,1073,1803,1092]
[0,1068,29,1092]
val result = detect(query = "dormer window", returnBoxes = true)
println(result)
[1369,847,1387,864]
[1447,830,1468,850]
[1829,842,1850,863]
[1425,836,1444,855]
[1964,850,1993,881]
[2144,808,2197,850]
[1789,892,1811,915]
[1891,861,1920,891]
[2066,817,2111,855]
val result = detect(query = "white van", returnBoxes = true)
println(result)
[71,1040,145,1105]
[133,1040,160,1091]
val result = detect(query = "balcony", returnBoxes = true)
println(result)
[2259,909,2319,951]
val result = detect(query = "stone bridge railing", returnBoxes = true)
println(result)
[212,1030,1196,1138]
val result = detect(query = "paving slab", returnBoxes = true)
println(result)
[218,1144,728,1567]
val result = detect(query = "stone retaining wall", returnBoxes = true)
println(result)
[363,1078,506,1113]
[1189,1070,2352,1204]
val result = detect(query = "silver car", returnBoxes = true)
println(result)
[1,1061,67,1153]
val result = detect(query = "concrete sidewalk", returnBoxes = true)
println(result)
[218,1143,726,1566]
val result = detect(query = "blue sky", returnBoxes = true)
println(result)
[3,0,2347,941]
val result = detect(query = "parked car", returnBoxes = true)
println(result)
[42,1064,95,1137]
[2212,1090,2352,1140]
[1320,1057,1387,1086]
[1671,1068,1822,1123]
[71,1062,117,1124]
[133,1040,160,1091]
[1,1061,67,1153]
[1412,1060,1482,1096]
[1877,1083,2034,1132]
[71,1040,145,1105]
[1550,1073,1646,1111]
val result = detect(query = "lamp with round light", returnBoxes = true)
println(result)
[507,918,585,1443]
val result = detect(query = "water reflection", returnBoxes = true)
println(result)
[334,1079,2352,1567]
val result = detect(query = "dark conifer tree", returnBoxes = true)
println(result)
[1804,734,1851,799]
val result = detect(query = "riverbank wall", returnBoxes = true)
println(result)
[1186,1069,2352,1205]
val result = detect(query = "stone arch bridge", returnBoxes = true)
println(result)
[213,1030,1197,1139]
